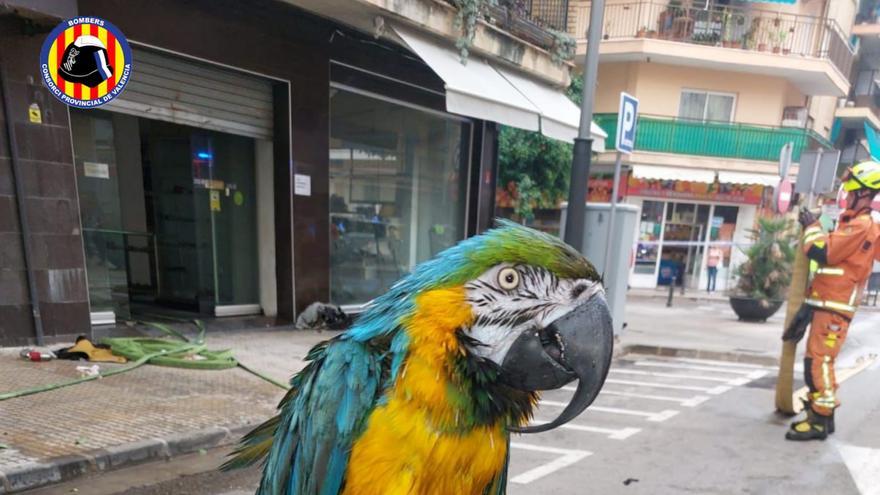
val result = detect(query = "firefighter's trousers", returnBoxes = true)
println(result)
[804,310,851,416]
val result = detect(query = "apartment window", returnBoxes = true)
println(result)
[678,90,736,122]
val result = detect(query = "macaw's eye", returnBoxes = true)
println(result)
[497,267,520,290]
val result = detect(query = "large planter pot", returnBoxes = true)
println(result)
[729,296,784,322]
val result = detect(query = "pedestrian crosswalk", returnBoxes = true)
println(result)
[508,353,775,485]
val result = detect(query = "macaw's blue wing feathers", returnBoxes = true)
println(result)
[225,337,384,495]
[481,436,510,495]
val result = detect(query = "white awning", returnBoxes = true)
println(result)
[494,66,607,151]
[393,25,605,151]
[394,25,539,132]
[632,165,717,183]
[717,171,779,187]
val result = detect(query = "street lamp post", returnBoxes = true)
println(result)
[564,0,606,251]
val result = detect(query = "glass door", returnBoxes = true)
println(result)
[194,132,259,311]
[632,200,665,288]
[71,111,132,322]
[139,119,260,315]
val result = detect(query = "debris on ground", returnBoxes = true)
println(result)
[55,336,127,363]
[19,349,55,361]
[76,365,101,378]
[295,302,352,330]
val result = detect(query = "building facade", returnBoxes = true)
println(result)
[553,0,856,291]
[0,0,599,345]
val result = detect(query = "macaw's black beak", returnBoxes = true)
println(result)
[501,295,614,434]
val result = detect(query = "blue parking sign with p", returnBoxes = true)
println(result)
[616,92,639,154]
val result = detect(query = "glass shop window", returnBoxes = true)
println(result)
[328,89,471,306]
[635,200,665,274]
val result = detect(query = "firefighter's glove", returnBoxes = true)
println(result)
[798,208,818,229]
[782,304,813,343]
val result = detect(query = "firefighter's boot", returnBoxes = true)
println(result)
[786,410,831,441]
[790,401,835,434]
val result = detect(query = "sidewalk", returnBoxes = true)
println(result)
[2,299,878,493]
[620,294,784,364]
[0,326,330,494]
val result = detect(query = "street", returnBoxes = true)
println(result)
[24,306,880,495]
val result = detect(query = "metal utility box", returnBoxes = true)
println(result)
[560,203,638,335]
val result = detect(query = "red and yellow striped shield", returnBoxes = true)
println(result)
[40,17,132,108]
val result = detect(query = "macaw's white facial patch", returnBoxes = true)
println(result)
[462,263,604,365]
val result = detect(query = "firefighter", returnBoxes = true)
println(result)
[785,161,880,441]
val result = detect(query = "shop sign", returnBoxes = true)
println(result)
[294,174,311,196]
[627,176,764,205]
[83,161,109,179]
[28,103,42,124]
[210,190,221,212]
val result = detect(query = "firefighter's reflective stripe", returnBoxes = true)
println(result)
[815,357,837,409]
[803,225,825,245]
[805,298,858,313]
[848,287,859,306]
[815,267,845,276]
[804,232,825,245]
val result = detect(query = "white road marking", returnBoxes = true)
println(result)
[654,356,777,370]
[528,420,642,440]
[598,389,711,407]
[835,441,880,495]
[633,361,759,375]
[611,367,744,383]
[509,443,592,484]
[540,400,679,422]
[583,379,730,395]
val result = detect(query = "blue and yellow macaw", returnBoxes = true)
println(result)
[224,221,614,494]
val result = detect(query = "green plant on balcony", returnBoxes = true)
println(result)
[721,10,745,48]
[692,31,720,46]
[548,29,576,65]
[743,17,762,50]
[778,29,790,54]
[451,0,496,62]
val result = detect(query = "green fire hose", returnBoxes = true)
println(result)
[0,320,290,402]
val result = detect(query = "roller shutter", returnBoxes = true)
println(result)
[105,48,273,139]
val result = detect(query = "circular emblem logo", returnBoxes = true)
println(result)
[40,17,132,108]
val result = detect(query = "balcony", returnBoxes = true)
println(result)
[452,0,571,52]
[594,113,831,163]
[567,1,853,96]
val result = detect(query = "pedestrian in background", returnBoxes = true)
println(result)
[706,246,722,293]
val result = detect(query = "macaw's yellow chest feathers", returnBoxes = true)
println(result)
[343,287,529,495]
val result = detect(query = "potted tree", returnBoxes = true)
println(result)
[729,217,796,322]
[780,29,791,54]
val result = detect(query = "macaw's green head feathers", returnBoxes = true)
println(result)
[347,220,613,433]
[348,219,599,341]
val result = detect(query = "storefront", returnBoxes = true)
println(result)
[626,167,771,292]
[69,47,277,323]
[1,0,589,343]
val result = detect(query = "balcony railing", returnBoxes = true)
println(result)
[441,0,570,52]
[570,2,854,78]
[594,113,832,162]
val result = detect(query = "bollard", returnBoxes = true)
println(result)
[666,283,674,307]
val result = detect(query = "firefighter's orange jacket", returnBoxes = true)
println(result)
[802,209,880,318]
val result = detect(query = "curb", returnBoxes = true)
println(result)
[619,344,779,366]
[0,425,252,494]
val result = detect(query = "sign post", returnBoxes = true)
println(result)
[603,92,639,275]
[773,142,794,214]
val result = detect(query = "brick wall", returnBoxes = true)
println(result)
[0,16,91,345]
